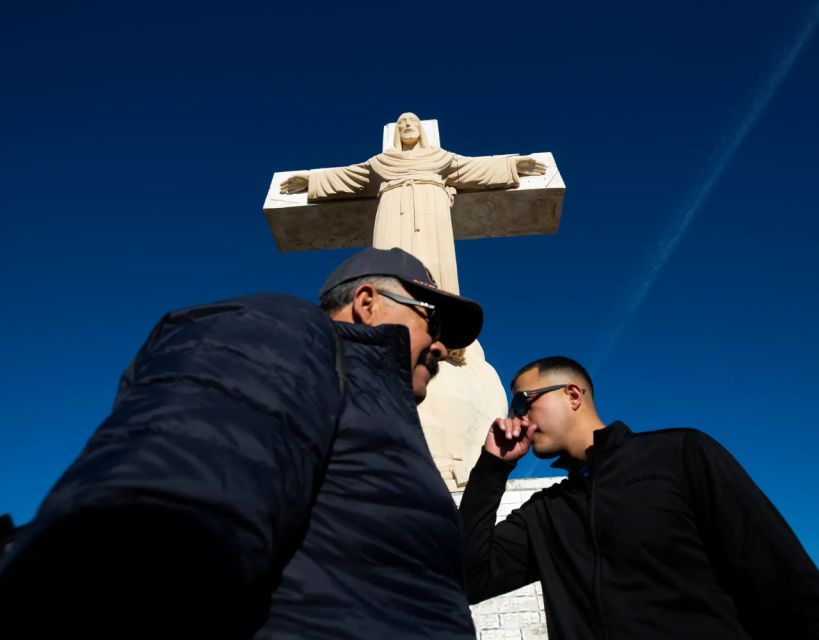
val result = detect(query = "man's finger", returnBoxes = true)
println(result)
[494,418,513,440]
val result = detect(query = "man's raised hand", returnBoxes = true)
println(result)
[484,417,536,462]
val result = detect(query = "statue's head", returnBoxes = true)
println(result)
[393,112,429,150]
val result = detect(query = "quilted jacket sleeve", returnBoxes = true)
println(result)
[0,293,344,638]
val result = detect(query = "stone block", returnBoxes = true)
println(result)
[473,613,500,630]
[521,625,549,639]
[496,596,539,613]
[481,629,523,640]
[497,506,515,520]
[507,477,564,491]
[471,599,500,614]
[499,611,541,627]
[503,596,540,613]
[500,493,522,506]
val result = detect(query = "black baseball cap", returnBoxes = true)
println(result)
[320,247,483,349]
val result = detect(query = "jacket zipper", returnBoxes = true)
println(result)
[587,466,611,640]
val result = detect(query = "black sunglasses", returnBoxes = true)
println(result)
[508,384,586,418]
[376,289,441,340]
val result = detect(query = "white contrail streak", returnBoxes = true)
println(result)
[521,4,819,478]
[589,2,819,373]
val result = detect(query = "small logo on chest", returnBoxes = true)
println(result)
[624,473,657,486]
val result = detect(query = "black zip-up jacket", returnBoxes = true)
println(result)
[460,422,819,639]
[0,294,475,639]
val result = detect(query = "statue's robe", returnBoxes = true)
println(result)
[307,147,519,293]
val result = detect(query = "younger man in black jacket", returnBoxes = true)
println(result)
[460,355,819,639]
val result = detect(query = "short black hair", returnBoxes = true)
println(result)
[511,356,594,398]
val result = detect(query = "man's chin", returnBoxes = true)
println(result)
[532,440,559,459]
[412,379,429,404]
[412,366,433,404]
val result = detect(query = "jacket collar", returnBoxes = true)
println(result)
[333,320,411,350]
[332,321,414,380]
[550,421,632,474]
[333,321,418,413]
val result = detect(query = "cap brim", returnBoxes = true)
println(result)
[404,282,483,349]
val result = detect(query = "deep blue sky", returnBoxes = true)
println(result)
[2,1,818,562]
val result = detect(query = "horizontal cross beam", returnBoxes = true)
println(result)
[263,152,565,252]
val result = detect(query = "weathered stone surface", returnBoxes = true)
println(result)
[263,152,564,253]
[481,630,524,640]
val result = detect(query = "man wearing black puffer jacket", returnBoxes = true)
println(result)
[0,248,483,639]
[461,355,819,640]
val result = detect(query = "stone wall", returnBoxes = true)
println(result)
[452,476,563,640]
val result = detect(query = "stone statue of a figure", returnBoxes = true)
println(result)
[280,112,545,294]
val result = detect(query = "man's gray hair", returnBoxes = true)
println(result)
[319,275,403,314]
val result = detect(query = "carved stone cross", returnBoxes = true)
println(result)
[263,116,565,296]
[262,114,566,489]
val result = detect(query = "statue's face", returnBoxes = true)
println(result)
[396,113,421,147]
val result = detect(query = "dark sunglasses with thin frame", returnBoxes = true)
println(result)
[376,289,441,340]
[508,384,586,418]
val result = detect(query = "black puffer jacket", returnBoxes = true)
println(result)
[0,294,475,639]
[461,422,819,640]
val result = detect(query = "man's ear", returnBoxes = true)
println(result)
[566,383,585,411]
[351,284,379,326]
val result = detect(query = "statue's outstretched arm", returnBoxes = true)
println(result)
[280,163,372,200]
